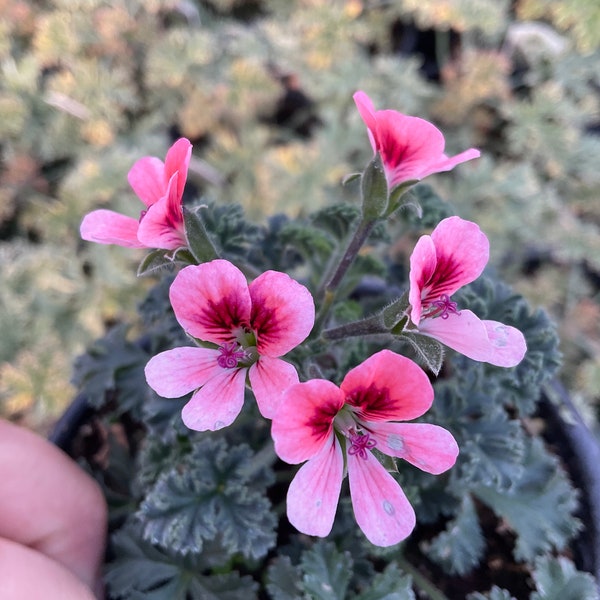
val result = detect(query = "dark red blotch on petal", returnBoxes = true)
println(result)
[345,383,403,422]
[421,253,464,306]
[305,400,340,442]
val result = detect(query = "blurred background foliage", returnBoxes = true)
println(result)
[1,0,599,432]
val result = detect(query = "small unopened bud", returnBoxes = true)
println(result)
[360,154,389,220]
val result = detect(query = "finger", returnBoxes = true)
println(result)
[0,419,107,595]
[0,536,96,600]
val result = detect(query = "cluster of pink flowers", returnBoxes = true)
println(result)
[80,91,526,547]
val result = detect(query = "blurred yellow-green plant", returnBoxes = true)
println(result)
[1,0,599,430]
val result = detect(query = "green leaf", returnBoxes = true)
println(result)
[137,248,197,277]
[199,202,261,261]
[265,556,304,600]
[301,541,353,600]
[311,203,361,242]
[183,205,219,263]
[398,331,445,375]
[137,438,277,560]
[279,221,335,265]
[105,521,258,600]
[530,556,598,600]
[455,276,562,416]
[137,249,177,277]
[467,586,517,600]
[354,562,415,600]
[71,324,149,418]
[395,183,454,228]
[433,366,527,492]
[457,408,526,492]
[474,437,581,562]
[424,495,485,576]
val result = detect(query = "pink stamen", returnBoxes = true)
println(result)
[348,431,377,460]
[217,342,247,369]
[431,294,459,319]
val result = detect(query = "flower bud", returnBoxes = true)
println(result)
[360,153,389,221]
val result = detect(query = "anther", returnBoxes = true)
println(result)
[217,342,247,369]
[348,432,377,460]
[431,294,459,319]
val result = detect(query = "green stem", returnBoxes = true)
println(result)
[396,555,451,600]
[322,313,388,341]
[314,217,376,332]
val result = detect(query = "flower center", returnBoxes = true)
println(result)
[428,294,459,319]
[217,342,248,369]
[347,430,377,460]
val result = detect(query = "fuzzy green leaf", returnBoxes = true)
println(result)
[265,556,304,600]
[105,522,258,600]
[467,586,517,600]
[137,249,178,277]
[311,202,361,242]
[474,437,581,562]
[137,438,276,560]
[530,556,598,600]
[424,495,485,576]
[456,276,561,416]
[354,562,415,600]
[183,205,219,263]
[433,366,527,492]
[71,324,149,417]
[398,331,445,375]
[301,541,353,600]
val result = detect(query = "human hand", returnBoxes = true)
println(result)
[0,419,107,599]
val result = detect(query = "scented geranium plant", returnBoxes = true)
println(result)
[70,91,596,599]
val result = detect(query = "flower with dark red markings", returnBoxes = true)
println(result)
[145,259,315,431]
[354,91,480,191]
[81,138,192,250]
[271,349,458,546]
[409,216,527,367]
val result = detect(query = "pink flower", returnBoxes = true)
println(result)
[80,138,192,250]
[408,216,527,367]
[353,91,480,190]
[144,259,315,431]
[271,350,458,546]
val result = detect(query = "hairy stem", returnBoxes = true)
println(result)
[314,218,376,332]
[322,314,388,341]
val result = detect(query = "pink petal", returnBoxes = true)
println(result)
[483,320,527,367]
[169,260,252,344]
[271,379,344,464]
[127,156,165,207]
[249,270,315,357]
[375,111,447,186]
[414,217,489,311]
[341,350,434,422]
[429,217,490,293]
[248,357,299,419]
[137,172,186,250]
[348,451,416,546]
[144,346,223,398]
[80,209,145,248]
[408,234,437,324]
[164,138,192,201]
[181,367,247,431]
[418,309,526,366]
[286,439,344,538]
[353,90,378,151]
[425,148,481,178]
[353,91,479,189]
[368,422,459,474]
